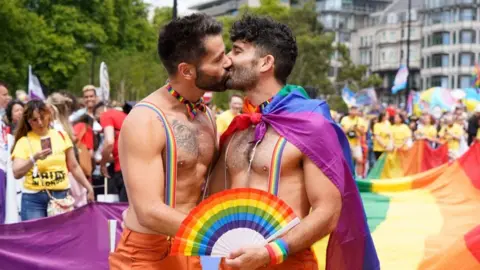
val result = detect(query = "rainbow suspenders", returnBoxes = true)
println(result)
[135,101,215,208]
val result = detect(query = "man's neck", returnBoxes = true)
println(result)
[168,79,204,102]
[245,80,284,106]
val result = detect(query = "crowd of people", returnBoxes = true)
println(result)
[335,103,480,178]
[0,82,130,221]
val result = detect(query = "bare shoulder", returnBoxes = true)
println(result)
[119,98,168,154]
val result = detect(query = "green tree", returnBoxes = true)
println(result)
[336,44,382,90]
[0,0,47,91]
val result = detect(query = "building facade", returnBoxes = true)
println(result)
[351,0,480,92]
[420,0,480,90]
[350,0,422,93]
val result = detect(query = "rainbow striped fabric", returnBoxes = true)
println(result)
[314,142,480,269]
[367,140,449,180]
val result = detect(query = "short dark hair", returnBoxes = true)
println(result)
[0,81,8,89]
[6,100,24,123]
[158,13,223,75]
[93,102,105,114]
[230,15,298,84]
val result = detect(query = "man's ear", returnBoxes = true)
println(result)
[177,63,196,81]
[259,55,275,73]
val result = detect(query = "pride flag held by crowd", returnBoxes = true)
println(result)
[314,142,480,269]
[367,140,449,180]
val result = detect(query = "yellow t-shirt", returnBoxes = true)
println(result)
[373,121,391,152]
[416,125,437,141]
[439,124,464,151]
[340,116,367,147]
[216,110,237,135]
[12,129,73,191]
[391,124,412,149]
[477,128,480,140]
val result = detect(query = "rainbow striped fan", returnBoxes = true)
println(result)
[170,188,300,257]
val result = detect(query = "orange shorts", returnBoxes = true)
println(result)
[109,228,202,270]
[218,249,317,270]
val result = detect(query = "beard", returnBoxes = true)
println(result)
[225,61,259,91]
[195,68,228,92]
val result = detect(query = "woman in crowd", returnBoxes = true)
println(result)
[11,100,94,221]
[5,100,25,134]
[391,114,412,150]
[372,112,392,159]
[415,114,438,144]
[439,115,465,160]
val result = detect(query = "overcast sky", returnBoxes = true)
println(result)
[144,0,203,15]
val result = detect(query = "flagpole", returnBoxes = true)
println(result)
[404,0,412,110]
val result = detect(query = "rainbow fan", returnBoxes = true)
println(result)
[170,188,300,257]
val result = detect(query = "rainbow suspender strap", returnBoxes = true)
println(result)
[135,102,177,208]
[265,136,289,265]
[267,137,288,196]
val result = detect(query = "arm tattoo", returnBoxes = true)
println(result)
[170,119,199,155]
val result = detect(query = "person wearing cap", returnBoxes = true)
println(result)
[340,105,367,176]
[467,104,480,145]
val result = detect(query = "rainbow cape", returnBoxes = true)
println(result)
[221,85,379,270]
[351,142,480,269]
[367,140,449,180]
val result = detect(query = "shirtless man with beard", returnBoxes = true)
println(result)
[208,15,378,270]
[109,14,232,269]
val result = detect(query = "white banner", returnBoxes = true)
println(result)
[99,62,110,103]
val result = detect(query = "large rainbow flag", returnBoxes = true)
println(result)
[367,140,449,179]
[314,142,480,269]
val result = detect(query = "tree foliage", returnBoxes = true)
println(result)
[2,0,377,111]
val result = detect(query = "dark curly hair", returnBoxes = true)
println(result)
[158,13,223,75]
[6,100,24,124]
[230,15,298,84]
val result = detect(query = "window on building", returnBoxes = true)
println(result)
[452,54,456,67]
[339,32,351,42]
[432,54,449,67]
[401,50,404,60]
[431,12,442,24]
[382,31,386,41]
[431,76,449,88]
[381,52,386,61]
[389,31,395,41]
[427,56,431,68]
[453,31,457,44]
[421,58,425,68]
[460,8,476,21]
[401,28,404,38]
[460,30,475,44]
[432,32,450,45]
[459,75,473,88]
[459,52,475,66]
[452,78,455,89]
[441,10,451,23]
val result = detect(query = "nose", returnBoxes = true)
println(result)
[223,55,232,69]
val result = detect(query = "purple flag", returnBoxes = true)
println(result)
[0,203,127,269]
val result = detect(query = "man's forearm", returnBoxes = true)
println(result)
[100,144,113,165]
[281,207,339,255]
[136,202,188,236]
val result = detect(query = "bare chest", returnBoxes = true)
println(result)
[225,127,302,176]
[165,115,215,169]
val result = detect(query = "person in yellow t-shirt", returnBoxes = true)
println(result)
[415,114,438,142]
[372,112,392,159]
[439,115,465,159]
[216,94,243,135]
[11,100,94,221]
[391,114,412,150]
[340,105,367,174]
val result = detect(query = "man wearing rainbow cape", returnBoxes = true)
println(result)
[208,15,379,270]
